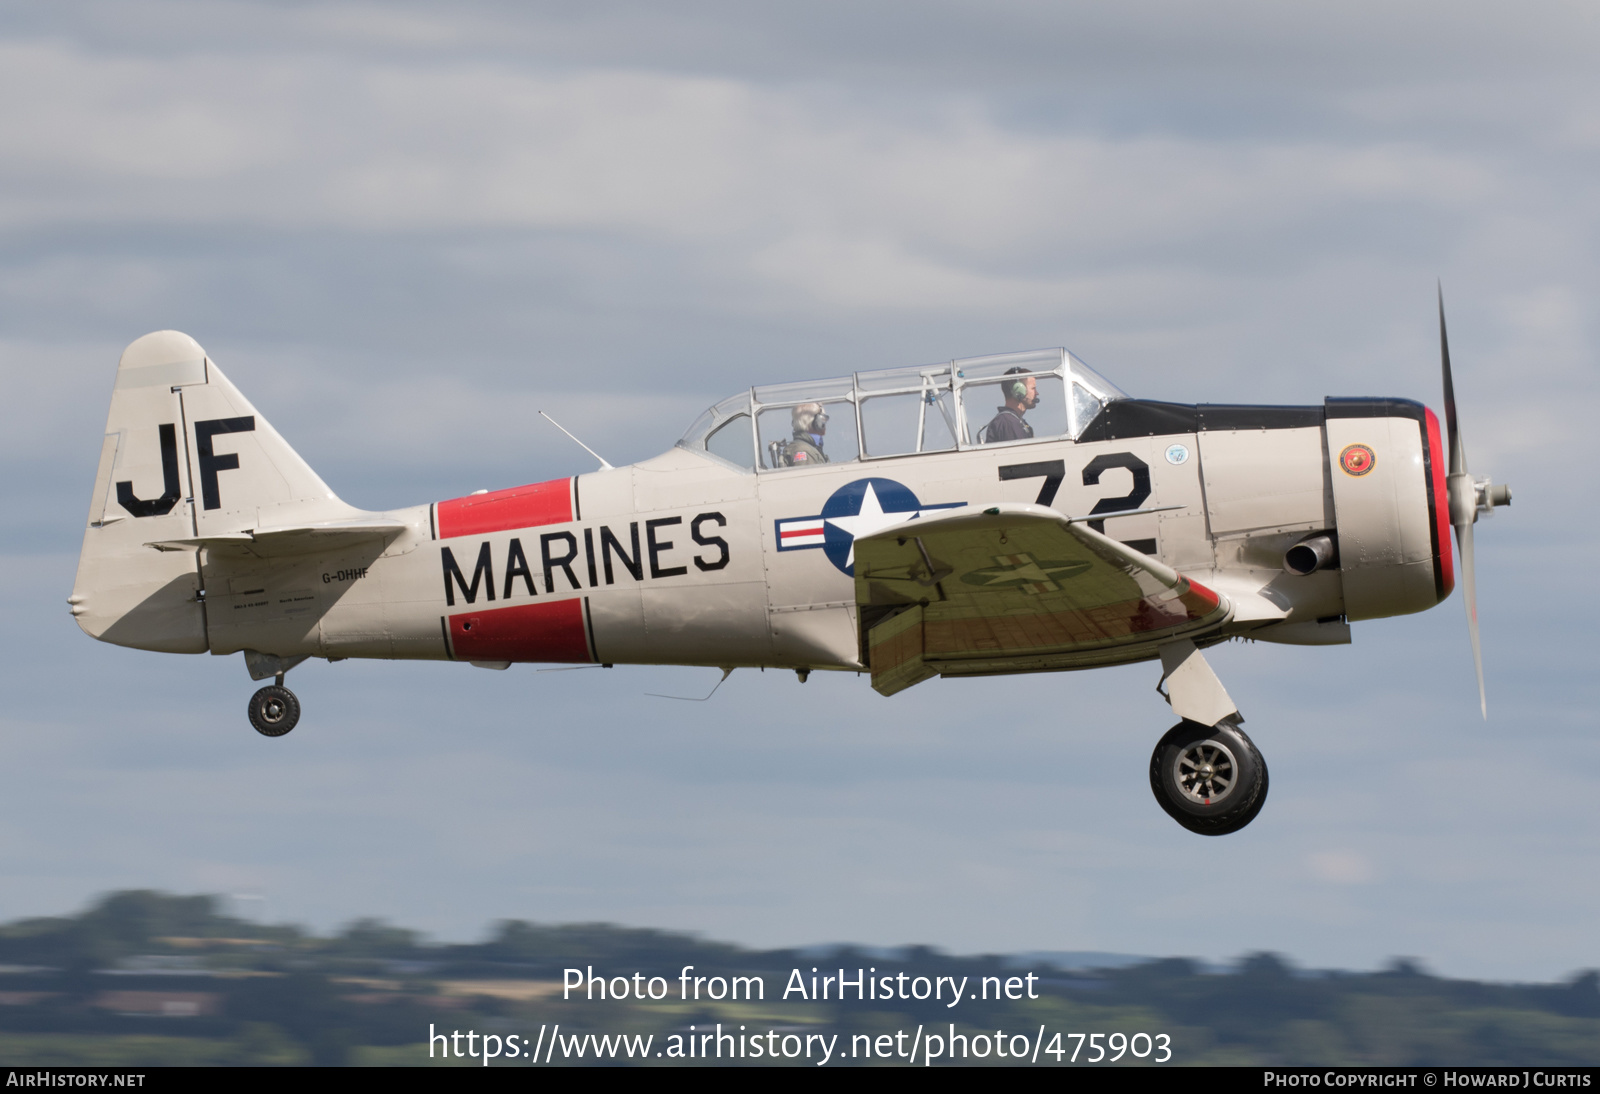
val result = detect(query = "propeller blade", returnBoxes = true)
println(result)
[1439,284,1486,718]
[1454,519,1487,719]
[1438,283,1467,479]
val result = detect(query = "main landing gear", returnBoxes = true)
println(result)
[1150,638,1268,835]
[248,674,300,737]
[1149,719,1268,836]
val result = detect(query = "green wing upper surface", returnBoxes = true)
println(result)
[853,503,1229,695]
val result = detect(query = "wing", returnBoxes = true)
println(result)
[145,517,408,559]
[853,503,1230,695]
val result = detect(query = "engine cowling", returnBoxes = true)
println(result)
[1323,397,1453,621]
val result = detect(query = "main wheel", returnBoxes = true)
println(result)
[248,685,300,737]
[1149,720,1268,835]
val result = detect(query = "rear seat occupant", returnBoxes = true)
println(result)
[774,403,830,466]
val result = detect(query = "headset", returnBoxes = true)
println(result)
[1003,367,1039,408]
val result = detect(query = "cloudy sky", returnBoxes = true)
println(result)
[1,1,1595,980]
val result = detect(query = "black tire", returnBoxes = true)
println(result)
[1149,719,1268,836]
[248,685,300,737]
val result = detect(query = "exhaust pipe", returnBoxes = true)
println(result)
[1284,533,1338,576]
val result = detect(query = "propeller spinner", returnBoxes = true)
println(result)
[1437,285,1512,718]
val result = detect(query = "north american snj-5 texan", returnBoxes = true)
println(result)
[70,294,1509,835]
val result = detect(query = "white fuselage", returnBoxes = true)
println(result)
[194,402,1448,674]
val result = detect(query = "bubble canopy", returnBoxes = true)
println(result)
[677,348,1129,472]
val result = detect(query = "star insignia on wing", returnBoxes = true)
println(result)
[960,553,1092,594]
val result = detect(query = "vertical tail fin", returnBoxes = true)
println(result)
[70,331,353,651]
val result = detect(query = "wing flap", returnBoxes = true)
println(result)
[864,602,938,697]
[856,504,1228,695]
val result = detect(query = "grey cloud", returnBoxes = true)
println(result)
[13,1,1600,88]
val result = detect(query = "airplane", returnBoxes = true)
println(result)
[69,295,1509,835]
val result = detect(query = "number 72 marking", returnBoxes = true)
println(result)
[997,459,1065,506]
[997,453,1151,532]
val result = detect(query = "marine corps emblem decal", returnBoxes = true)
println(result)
[1339,443,1376,477]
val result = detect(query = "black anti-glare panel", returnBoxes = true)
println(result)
[1077,400,1324,442]
[1324,397,1428,422]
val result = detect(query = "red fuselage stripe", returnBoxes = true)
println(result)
[436,478,574,539]
[448,598,591,663]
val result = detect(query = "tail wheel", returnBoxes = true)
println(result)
[1149,720,1268,836]
[248,685,300,737]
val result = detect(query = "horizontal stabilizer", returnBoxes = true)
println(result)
[147,518,407,558]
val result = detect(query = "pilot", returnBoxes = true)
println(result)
[981,367,1038,444]
[778,403,830,466]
